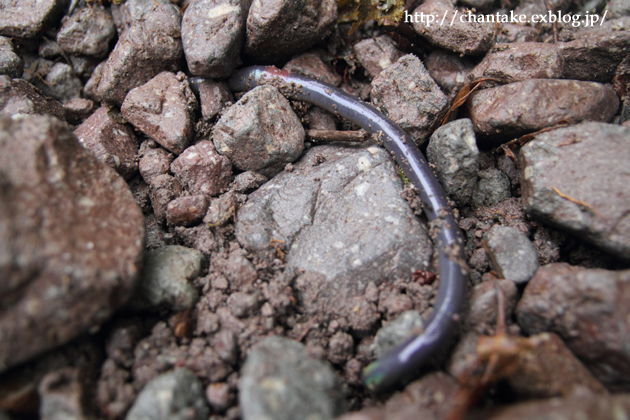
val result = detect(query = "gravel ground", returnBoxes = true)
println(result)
[1,0,630,419]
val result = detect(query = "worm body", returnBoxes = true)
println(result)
[213,66,467,391]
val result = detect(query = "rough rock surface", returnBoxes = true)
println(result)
[38,368,91,420]
[35,62,83,104]
[197,79,233,122]
[56,5,116,57]
[519,122,630,262]
[139,145,173,185]
[0,115,144,373]
[371,54,448,144]
[517,263,630,389]
[182,0,246,78]
[484,225,539,284]
[170,140,232,198]
[426,118,479,206]
[166,195,208,227]
[472,168,511,207]
[467,79,619,143]
[121,72,196,155]
[96,3,183,105]
[0,0,67,38]
[425,50,474,96]
[0,76,65,120]
[354,35,405,79]
[125,368,209,420]
[63,98,95,125]
[283,51,342,86]
[213,85,305,178]
[245,0,337,62]
[240,336,345,420]
[0,36,23,78]
[74,107,139,180]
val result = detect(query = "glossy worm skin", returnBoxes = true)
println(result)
[193,66,467,391]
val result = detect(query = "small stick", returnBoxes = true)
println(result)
[306,129,369,143]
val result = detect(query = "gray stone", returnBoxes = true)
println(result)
[34,62,82,104]
[0,0,67,39]
[484,226,539,284]
[129,245,204,312]
[472,168,511,207]
[236,145,433,299]
[126,368,209,420]
[425,50,475,96]
[39,368,88,420]
[0,76,65,120]
[63,98,95,125]
[0,37,23,78]
[56,5,116,57]
[426,118,479,206]
[213,85,305,178]
[605,0,630,17]
[374,311,424,358]
[354,35,405,79]
[111,0,172,34]
[371,54,448,144]
[240,336,345,420]
[519,122,630,262]
[232,171,267,193]
[182,0,246,78]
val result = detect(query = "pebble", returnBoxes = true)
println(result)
[170,140,233,198]
[424,50,474,96]
[0,0,67,38]
[197,79,233,122]
[0,36,23,78]
[283,51,342,86]
[472,168,511,207]
[166,195,208,227]
[0,76,65,120]
[484,226,539,284]
[56,5,116,58]
[354,35,405,79]
[138,147,174,185]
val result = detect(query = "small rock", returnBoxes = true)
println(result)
[519,122,630,261]
[496,23,539,43]
[328,331,354,365]
[371,54,448,144]
[96,3,183,105]
[245,0,337,62]
[465,279,518,334]
[139,147,173,185]
[170,140,233,198]
[305,106,336,130]
[213,85,305,178]
[354,35,405,79]
[226,292,261,318]
[411,0,494,55]
[197,79,233,122]
[517,263,630,389]
[0,115,144,372]
[424,50,474,96]
[467,79,619,143]
[129,245,205,312]
[484,226,539,284]
[240,336,345,420]
[105,320,143,369]
[150,174,182,223]
[605,0,630,17]
[232,171,267,193]
[374,311,424,358]
[35,62,82,104]
[63,98,95,125]
[212,248,257,290]
[472,168,511,207]
[166,195,208,227]
[38,368,89,420]
[0,36,23,78]
[426,118,479,206]
[110,0,172,34]
[83,61,105,101]
[203,191,238,227]
[122,72,196,155]
[0,0,67,38]
[182,0,246,78]
[283,51,342,86]
[206,382,232,413]
[0,76,65,120]
[56,5,116,58]
[126,368,209,420]
[74,107,139,180]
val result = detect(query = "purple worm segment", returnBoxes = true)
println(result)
[192,66,467,391]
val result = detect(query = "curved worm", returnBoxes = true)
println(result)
[194,66,467,391]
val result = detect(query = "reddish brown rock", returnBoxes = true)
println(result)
[197,79,233,122]
[63,98,95,125]
[0,0,67,39]
[56,5,116,58]
[170,140,232,198]
[353,35,405,79]
[139,146,174,185]
[0,76,65,121]
[467,79,619,142]
[283,51,342,86]
[74,107,139,180]
[425,50,475,96]
[0,115,144,373]
[166,195,209,227]
[121,72,196,155]
[149,174,182,223]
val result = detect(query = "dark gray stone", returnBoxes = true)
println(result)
[426,118,479,206]
[0,0,68,39]
[35,62,82,104]
[519,122,630,262]
[374,311,424,358]
[472,168,511,207]
[484,226,539,284]
[0,36,23,78]
[56,5,116,57]
[240,336,345,420]
[126,368,209,420]
[0,76,65,120]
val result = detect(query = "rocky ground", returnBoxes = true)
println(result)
[1,0,630,419]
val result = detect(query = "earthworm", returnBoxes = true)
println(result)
[191,66,467,391]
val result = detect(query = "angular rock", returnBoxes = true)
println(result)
[283,51,342,86]
[0,0,67,39]
[484,226,539,284]
[128,245,204,312]
[63,98,95,125]
[0,76,65,120]
[354,35,405,79]
[182,0,246,79]
[139,147,174,185]
[38,368,90,420]
[74,107,139,180]
[56,5,116,57]
[426,118,479,206]
[197,79,233,122]
[519,122,630,261]
[467,79,619,143]
[0,36,23,78]
[126,368,209,420]
[425,50,474,96]
[0,115,144,373]
[83,61,105,101]
[121,72,196,155]
[496,23,539,43]
[170,140,232,198]
[35,62,82,104]
[472,168,511,207]
[110,0,172,35]
[240,336,345,420]
[213,85,305,178]
[149,174,182,223]
[517,263,630,389]
[96,3,183,105]
[465,279,518,334]
[232,171,267,193]
[374,311,424,357]
[371,54,448,144]
[166,195,208,227]
[411,0,494,55]
[605,0,630,17]
[237,145,433,300]
[245,0,337,62]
